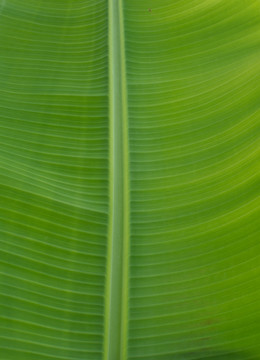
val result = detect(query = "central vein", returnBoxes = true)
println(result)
[103,0,129,359]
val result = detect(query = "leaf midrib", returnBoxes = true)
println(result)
[103,0,130,359]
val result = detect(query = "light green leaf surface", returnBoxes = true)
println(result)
[0,0,259,360]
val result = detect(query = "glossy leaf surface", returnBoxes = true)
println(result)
[0,1,259,359]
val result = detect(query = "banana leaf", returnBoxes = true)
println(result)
[0,0,259,359]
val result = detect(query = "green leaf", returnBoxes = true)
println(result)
[0,0,259,360]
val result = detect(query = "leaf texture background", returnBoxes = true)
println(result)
[0,0,259,360]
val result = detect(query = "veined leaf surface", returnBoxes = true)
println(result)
[0,0,259,359]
